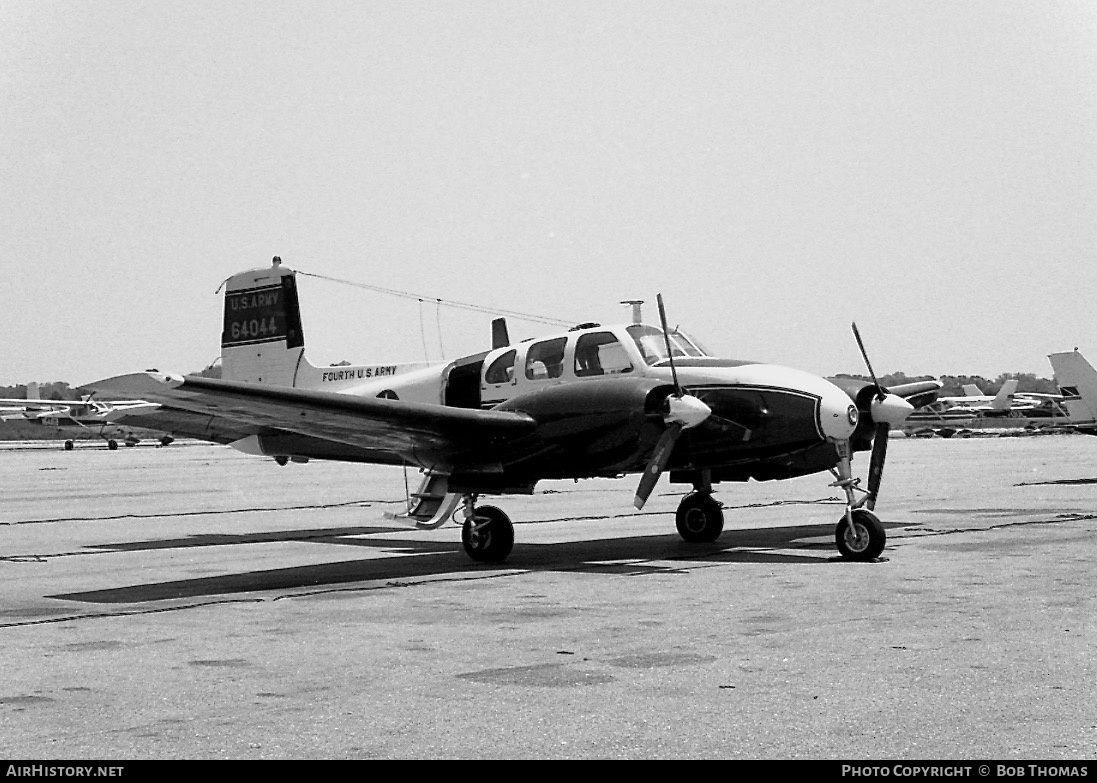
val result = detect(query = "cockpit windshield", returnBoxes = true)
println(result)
[626,325,709,366]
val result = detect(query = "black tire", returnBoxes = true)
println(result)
[675,492,724,543]
[462,505,515,563]
[835,509,886,561]
[107,440,118,450]
[64,440,74,451]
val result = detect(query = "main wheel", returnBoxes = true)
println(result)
[107,440,118,450]
[462,505,515,563]
[675,492,724,543]
[64,440,74,451]
[835,509,886,561]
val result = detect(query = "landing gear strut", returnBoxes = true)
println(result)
[829,439,886,561]
[460,498,514,563]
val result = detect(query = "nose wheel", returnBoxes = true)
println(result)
[835,509,886,561]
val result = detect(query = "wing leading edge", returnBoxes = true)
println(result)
[886,380,944,410]
[83,372,537,464]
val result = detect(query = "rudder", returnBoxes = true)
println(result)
[221,257,306,386]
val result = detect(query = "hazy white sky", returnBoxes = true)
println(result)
[3,0,1097,386]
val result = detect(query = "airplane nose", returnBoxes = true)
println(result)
[819,385,859,442]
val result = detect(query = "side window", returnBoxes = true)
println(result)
[575,332,633,377]
[484,349,516,385]
[525,337,567,380]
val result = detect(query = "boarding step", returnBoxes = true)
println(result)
[385,472,460,529]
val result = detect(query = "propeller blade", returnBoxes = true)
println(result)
[657,294,681,397]
[865,422,889,510]
[704,414,752,442]
[849,324,915,512]
[634,422,682,510]
[851,322,884,400]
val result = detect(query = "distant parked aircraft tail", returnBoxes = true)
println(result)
[988,379,1018,411]
[1048,351,1097,428]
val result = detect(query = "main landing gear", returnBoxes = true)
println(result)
[63,438,118,451]
[459,497,515,563]
[675,491,724,543]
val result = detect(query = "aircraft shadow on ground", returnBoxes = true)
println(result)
[48,519,879,605]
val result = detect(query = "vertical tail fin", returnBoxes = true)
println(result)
[1049,350,1097,424]
[221,257,306,386]
[491,318,510,349]
[988,379,1018,411]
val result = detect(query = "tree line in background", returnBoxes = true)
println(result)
[0,367,1063,401]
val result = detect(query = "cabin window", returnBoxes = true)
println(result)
[575,332,633,377]
[525,337,567,380]
[626,325,706,366]
[484,349,516,385]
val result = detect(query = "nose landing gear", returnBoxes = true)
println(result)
[835,508,886,560]
[829,439,886,561]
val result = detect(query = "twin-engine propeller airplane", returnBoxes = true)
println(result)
[0,384,167,449]
[86,257,940,563]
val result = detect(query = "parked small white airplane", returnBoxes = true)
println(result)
[943,380,1019,413]
[0,383,167,449]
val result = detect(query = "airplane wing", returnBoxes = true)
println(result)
[827,378,942,410]
[83,372,538,460]
[0,398,154,410]
[0,398,69,409]
[885,380,942,410]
